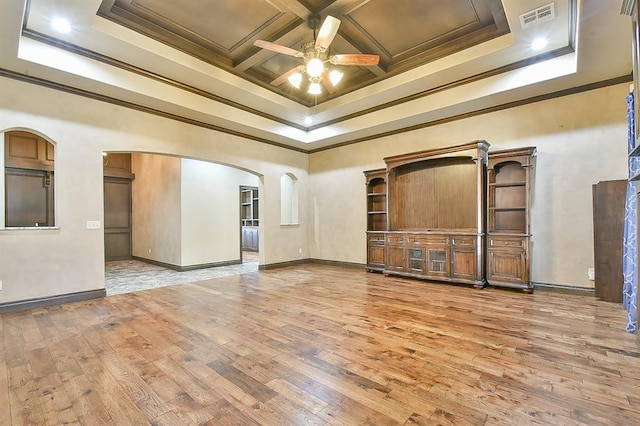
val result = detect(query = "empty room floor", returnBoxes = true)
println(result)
[2,264,639,425]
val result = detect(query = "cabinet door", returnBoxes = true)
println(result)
[386,245,405,272]
[426,248,448,277]
[451,248,477,280]
[487,249,526,284]
[407,247,425,274]
[367,244,385,270]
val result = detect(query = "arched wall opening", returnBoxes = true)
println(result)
[1,128,58,229]
[103,150,263,265]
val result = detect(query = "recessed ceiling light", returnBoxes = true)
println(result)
[51,17,71,33]
[303,116,313,126]
[531,37,548,50]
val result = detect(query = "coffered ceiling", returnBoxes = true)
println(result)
[0,1,633,151]
[96,0,509,105]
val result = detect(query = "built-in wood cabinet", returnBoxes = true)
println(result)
[241,186,259,251]
[364,142,537,292]
[365,141,489,287]
[486,147,535,292]
[364,169,387,272]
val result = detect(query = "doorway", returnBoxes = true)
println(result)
[240,185,259,263]
[103,153,134,261]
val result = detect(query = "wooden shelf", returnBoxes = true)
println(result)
[487,147,535,291]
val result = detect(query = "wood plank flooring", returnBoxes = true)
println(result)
[1,264,639,425]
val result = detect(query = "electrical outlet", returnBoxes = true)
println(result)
[86,220,101,230]
[588,268,595,280]
[298,248,303,254]
[148,248,152,254]
[0,280,3,291]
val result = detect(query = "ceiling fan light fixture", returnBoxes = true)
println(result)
[329,69,343,86]
[254,15,379,97]
[306,58,324,78]
[308,81,322,95]
[288,72,303,88]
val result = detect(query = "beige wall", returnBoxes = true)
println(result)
[131,153,182,265]
[0,75,630,306]
[180,158,259,266]
[132,154,260,267]
[308,83,629,288]
[0,76,308,304]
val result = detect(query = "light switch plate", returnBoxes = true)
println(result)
[86,220,101,230]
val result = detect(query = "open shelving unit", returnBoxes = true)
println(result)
[364,169,387,272]
[486,147,536,291]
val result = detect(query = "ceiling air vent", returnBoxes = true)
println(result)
[519,2,555,29]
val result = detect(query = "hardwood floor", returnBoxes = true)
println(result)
[1,264,639,425]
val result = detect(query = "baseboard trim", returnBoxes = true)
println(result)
[533,282,595,296]
[132,256,241,271]
[0,289,106,314]
[308,258,366,269]
[259,258,366,270]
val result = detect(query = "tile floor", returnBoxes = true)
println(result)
[105,252,259,295]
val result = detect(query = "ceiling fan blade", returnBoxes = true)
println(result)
[270,66,303,86]
[321,72,339,94]
[315,15,340,50]
[254,40,299,57]
[331,54,380,66]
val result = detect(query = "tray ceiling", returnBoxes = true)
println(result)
[97,0,509,106]
[0,0,632,151]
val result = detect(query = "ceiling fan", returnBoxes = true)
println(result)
[253,14,380,95]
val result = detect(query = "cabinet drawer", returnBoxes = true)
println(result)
[489,236,525,249]
[406,234,448,245]
[368,233,385,244]
[386,234,404,244]
[451,236,476,246]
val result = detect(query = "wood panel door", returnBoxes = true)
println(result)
[592,180,626,303]
[104,177,132,261]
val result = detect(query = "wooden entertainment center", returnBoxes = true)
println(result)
[365,141,535,292]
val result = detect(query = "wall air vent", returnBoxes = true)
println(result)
[519,2,556,29]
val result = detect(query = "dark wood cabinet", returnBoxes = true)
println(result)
[364,169,387,272]
[364,142,538,291]
[367,232,386,270]
[368,141,489,287]
[592,180,626,303]
[486,147,535,292]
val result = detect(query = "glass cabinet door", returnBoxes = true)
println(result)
[407,248,425,273]
[427,248,448,275]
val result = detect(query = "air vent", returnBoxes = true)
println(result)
[519,3,555,29]
[621,0,634,16]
